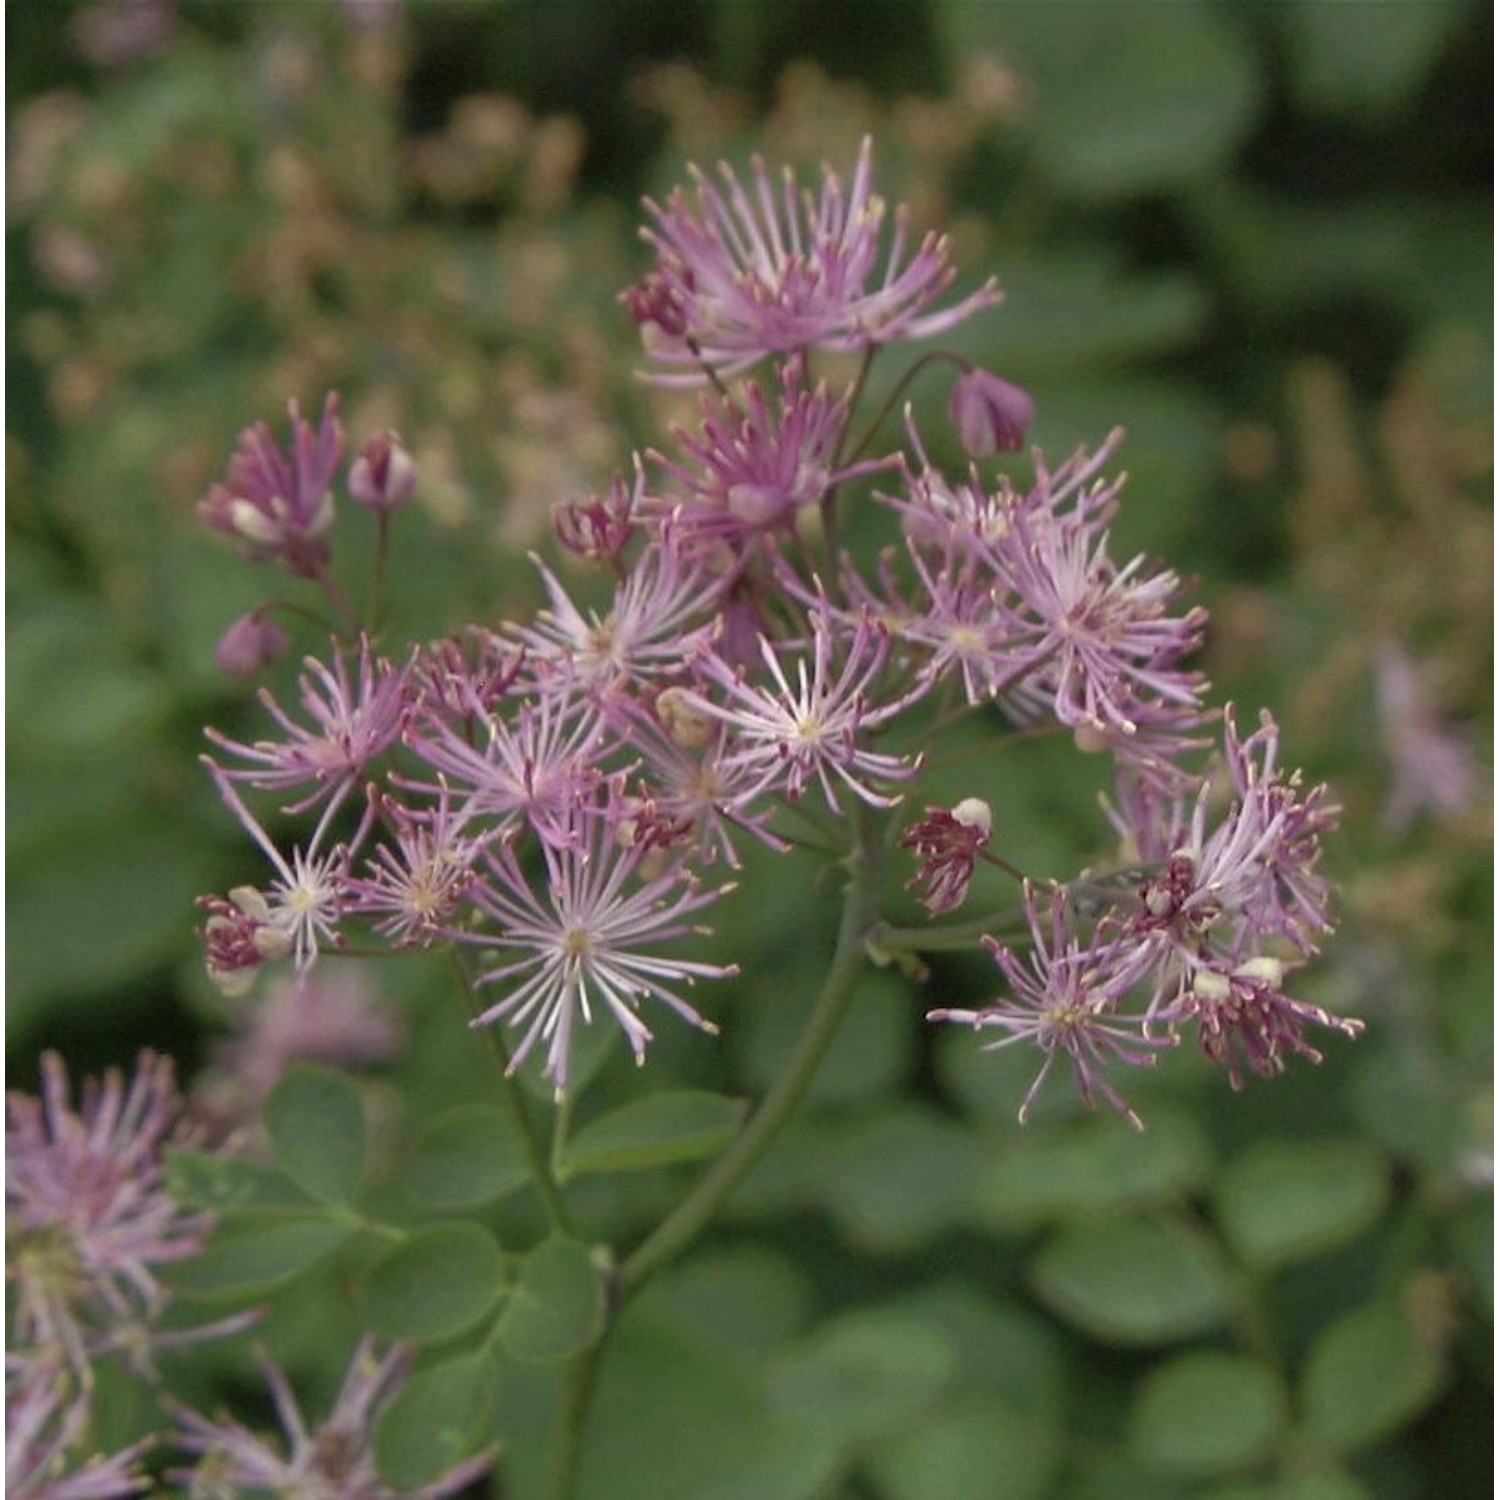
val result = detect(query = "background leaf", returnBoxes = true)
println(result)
[263,1064,369,1207]
[560,1090,747,1179]
[498,1237,606,1363]
[362,1222,507,1344]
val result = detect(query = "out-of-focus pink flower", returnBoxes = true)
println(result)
[171,1337,495,1499]
[6,1362,152,1498]
[6,1053,230,1373]
[1374,640,1479,832]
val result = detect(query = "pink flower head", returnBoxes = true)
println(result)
[652,359,895,557]
[198,393,343,578]
[5,1053,227,1373]
[463,786,738,1094]
[632,136,1002,381]
[901,798,993,915]
[171,1337,495,1499]
[929,885,1170,1128]
[676,609,919,812]
[948,366,1035,456]
[205,637,412,816]
[347,428,417,512]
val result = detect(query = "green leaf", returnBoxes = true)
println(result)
[498,1237,605,1363]
[403,1105,531,1210]
[362,1223,506,1345]
[868,1390,1058,1500]
[974,1108,1212,1233]
[170,1218,353,1298]
[1299,1300,1447,1454]
[1213,1140,1389,1270]
[373,1350,497,1491]
[165,1150,317,1216]
[942,2,1260,199]
[1282,1,1460,120]
[559,1091,747,1180]
[263,1065,368,1207]
[821,1106,984,1254]
[1031,1217,1232,1346]
[767,1308,956,1444]
[1130,1351,1286,1478]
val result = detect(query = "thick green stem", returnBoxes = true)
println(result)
[620,812,885,1296]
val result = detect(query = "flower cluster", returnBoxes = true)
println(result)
[194,137,1360,1118]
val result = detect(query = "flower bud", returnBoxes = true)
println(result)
[949,367,1035,457]
[214,611,289,678]
[348,429,416,512]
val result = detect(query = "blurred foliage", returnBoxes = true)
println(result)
[6,2,1491,1497]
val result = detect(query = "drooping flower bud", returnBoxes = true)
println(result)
[552,472,636,563]
[348,429,417,512]
[948,366,1035,457]
[901,798,994,914]
[214,610,290,678]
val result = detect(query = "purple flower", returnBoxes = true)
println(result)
[510,535,725,703]
[1170,951,1364,1090]
[171,1337,494,1499]
[200,767,350,979]
[461,787,737,1094]
[631,137,1001,380]
[205,637,411,816]
[677,611,920,812]
[6,1053,224,1372]
[1120,706,1338,968]
[651,359,894,557]
[198,394,343,578]
[929,885,1170,1128]
[552,470,640,564]
[901,798,993,915]
[948,366,1035,456]
[348,429,417,512]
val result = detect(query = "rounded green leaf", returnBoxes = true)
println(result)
[362,1223,506,1344]
[1031,1217,1231,1346]
[165,1150,316,1216]
[767,1309,956,1444]
[374,1350,497,1491]
[868,1390,1059,1500]
[822,1106,984,1254]
[1299,1301,1447,1454]
[975,1108,1211,1233]
[1131,1351,1286,1477]
[559,1091,747,1180]
[170,1218,353,1298]
[404,1105,531,1209]
[498,1237,605,1363]
[1214,1140,1389,1270]
[264,1064,368,1206]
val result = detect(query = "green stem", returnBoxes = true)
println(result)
[619,810,885,1296]
[547,1334,608,1500]
[446,952,576,1237]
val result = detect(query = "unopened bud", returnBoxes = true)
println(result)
[950,797,993,837]
[214,611,289,678]
[949,366,1035,457]
[1233,955,1285,989]
[348,429,417,512]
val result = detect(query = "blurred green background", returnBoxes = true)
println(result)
[7,3,1492,1497]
